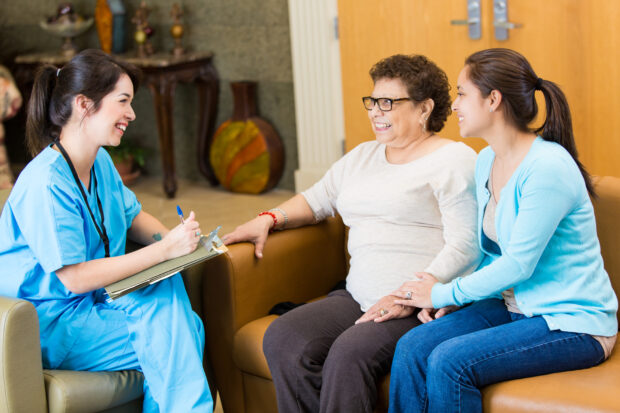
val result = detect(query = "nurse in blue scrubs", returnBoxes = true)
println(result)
[0,49,213,412]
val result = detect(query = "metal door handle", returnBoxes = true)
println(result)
[494,0,521,40]
[451,0,481,40]
[493,20,522,30]
[451,18,480,26]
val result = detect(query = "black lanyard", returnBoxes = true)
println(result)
[54,141,110,258]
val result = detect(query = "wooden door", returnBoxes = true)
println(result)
[487,0,620,178]
[338,0,620,177]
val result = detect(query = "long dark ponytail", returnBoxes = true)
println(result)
[26,49,140,157]
[465,48,594,196]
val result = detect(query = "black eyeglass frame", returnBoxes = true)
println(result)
[362,96,412,111]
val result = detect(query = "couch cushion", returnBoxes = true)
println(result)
[482,347,620,412]
[233,295,330,379]
[234,315,277,379]
[43,369,143,413]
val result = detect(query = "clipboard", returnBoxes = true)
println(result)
[104,226,227,301]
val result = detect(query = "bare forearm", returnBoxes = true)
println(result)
[128,210,169,245]
[223,193,317,258]
[56,241,169,294]
[58,211,201,294]
[270,194,316,230]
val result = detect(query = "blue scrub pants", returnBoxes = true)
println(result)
[58,274,213,412]
[388,299,605,413]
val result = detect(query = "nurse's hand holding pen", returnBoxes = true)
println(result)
[161,208,202,260]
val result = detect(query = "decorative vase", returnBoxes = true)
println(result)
[95,0,126,54]
[210,81,284,194]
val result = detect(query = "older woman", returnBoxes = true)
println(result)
[223,54,481,413]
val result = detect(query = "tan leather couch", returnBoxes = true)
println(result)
[202,175,620,413]
[0,189,216,413]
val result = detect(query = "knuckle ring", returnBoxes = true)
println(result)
[405,291,412,300]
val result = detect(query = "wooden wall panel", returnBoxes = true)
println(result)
[338,0,620,177]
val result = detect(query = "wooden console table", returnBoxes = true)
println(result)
[15,51,220,198]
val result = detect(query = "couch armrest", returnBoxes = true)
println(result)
[0,296,47,413]
[202,216,347,413]
[592,176,620,324]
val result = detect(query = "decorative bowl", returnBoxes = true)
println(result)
[39,17,93,38]
[39,17,93,57]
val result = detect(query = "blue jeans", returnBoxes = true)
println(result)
[389,299,605,413]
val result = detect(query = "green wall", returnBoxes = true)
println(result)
[0,0,297,190]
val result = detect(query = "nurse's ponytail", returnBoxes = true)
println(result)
[26,65,65,155]
[26,49,140,156]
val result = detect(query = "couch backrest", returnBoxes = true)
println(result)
[592,176,620,325]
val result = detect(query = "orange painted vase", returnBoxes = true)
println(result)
[210,81,284,194]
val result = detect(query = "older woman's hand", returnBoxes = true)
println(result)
[392,272,438,309]
[355,294,415,324]
[221,215,273,259]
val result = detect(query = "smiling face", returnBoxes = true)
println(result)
[452,66,493,138]
[82,74,136,147]
[367,77,426,148]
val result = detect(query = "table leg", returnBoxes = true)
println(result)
[147,74,178,198]
[196,64,220,185]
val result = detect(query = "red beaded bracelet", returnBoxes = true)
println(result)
[258,211,277,232]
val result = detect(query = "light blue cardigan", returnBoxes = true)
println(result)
[432,137,618,336]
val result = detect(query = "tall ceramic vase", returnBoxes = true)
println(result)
[210,81,284,194]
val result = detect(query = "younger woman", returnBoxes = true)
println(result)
[0,49,213,412]
[388,48,617,413]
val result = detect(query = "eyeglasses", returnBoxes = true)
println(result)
[362,96,412,111]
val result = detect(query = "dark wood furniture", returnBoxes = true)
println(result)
[14,51,219,198]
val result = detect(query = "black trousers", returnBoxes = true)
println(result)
[263,289,421,413]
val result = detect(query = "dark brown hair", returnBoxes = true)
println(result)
[465,48,594,196]
[370,54,451,133]
[26,49,140,156]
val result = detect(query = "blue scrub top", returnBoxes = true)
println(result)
[0,146,141,368]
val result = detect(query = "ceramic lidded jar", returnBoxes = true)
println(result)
[209,81,284,194]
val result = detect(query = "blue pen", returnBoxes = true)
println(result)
[176,205,185,224]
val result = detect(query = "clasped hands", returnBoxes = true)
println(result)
[356,272,459,324]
